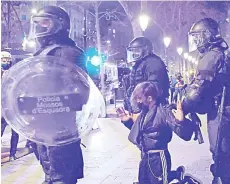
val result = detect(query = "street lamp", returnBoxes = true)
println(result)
[177,47,183,74]
[183,52,189,76]
[177,47,183,55]
[163,37,171,68]
[91,55,102,66]
[139,13,149,32]
[191,58,197,70]
[31,8,37,14]
[28,40,36,48]
[192,58,196,64]
[163,37,171,48]
[22,38,36,51]
[187,56,193,75]
[183,52,189,59]
[188,55,193,62]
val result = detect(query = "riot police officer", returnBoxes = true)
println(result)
[125,36,170,112]
[182,18,230,183]
[29,6,85,184]
[1,51,19,161]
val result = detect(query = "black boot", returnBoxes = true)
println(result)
[9,154,17,161]
[25,140,32,148]
[9,130,19,161]
[184,175,201,184]
[42,174,52,184]
[176,166,185,181]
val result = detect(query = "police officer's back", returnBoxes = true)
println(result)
[29,6,85,184]
[125,36,170,112]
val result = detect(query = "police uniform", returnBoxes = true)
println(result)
[183,18,230,183]
[28,6,85,184]
[125,37,170,113]
[129,54,170,102]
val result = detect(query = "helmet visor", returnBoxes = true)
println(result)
[29,15,62,39]
[188,32,203,52]
[126,47,142,63]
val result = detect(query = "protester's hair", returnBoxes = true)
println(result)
[131,82,158,106]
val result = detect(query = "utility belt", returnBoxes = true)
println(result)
[146,149,166,154]
[141,149,167,158]
[140,140,168,154]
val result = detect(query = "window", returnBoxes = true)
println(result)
[74,32,77,39]
[21,15,26,21]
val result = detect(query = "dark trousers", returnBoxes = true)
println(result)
[207,106,230,183]
[1,118,19,156]
[170,88,175,103]
[173,89,183,103]
[139,150,171,184]
[26,140,40,160]
[37,142,83,184]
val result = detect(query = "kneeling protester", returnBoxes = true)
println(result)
[118,82,194,184]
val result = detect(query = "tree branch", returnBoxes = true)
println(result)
[167,2,177,26]
[113,14,128,27]
[88,11,96,18]
[1,4,8,25]
[11,2,25,37]
[97,1,102,9]
[155,1,164,24]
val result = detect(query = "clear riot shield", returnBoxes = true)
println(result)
[1,56,105,146]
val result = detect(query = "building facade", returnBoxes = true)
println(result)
[102,17,133,65]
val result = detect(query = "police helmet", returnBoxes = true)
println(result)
[188,18,221,53]
[30,6,70,39]
[127,37,153,63]
[1,51,12,70]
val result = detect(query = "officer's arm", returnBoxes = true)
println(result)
[51,47,87,73]
[144,57,166,93]
[145,57,162,83]
[182,51,224,113]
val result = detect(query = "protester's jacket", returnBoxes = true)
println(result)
[123,104,194,153]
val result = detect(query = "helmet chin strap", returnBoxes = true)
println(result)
[37,31,69,48]
[197,45,209,53]
[37,35,54,48]
[198,38,228,53]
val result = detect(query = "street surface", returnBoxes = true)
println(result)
[1,104,213,184]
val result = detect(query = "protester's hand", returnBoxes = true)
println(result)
[116,107,131,122]
[172,100,184,122]
[167,103,177,110]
